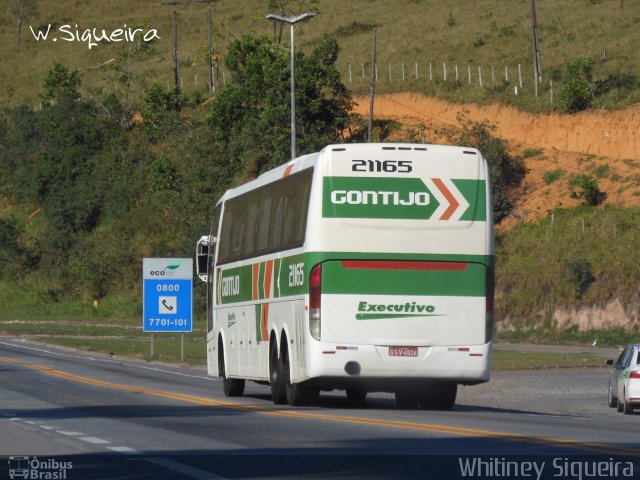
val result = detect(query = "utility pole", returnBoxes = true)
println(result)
[530,0,542,95]
[172,3,181,108]
[161,2,182,108]
[162,0,217,104]
[207,0,215,93]
[368,28,377,143]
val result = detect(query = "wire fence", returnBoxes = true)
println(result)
[339,59,555,103]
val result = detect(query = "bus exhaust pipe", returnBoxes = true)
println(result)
[344,361,361,376]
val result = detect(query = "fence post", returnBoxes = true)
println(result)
[505,65,509,83]
[478,65,483,87]
[518,63,523,88]
[455,65,459,81]
[402,62,405,81]
[491,66,495,86]
[468,64,471,85]
[415,62,419,80]
[375,63,379,82]
[362,63,365,79]
[550,80,553,104]
[348,63,352,83]
[429,62,433,81]
[443,62,447,81]
[388,62,392,82]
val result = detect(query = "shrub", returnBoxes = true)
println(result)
[543,168,564,184]
[569,174,606,206]
[560,56,594,113]
[565,259,595,299]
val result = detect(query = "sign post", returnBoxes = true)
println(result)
[143,258,193,358]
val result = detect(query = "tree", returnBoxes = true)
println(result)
[42,62,81,103]
[208,34,352,175]
[9,0,38,46]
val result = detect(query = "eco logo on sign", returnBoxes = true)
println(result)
[322,177,485,221]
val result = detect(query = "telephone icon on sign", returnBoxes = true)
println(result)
[162,300,174,311]
[159,296,177,314]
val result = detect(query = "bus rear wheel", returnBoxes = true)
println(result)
[282,340,319,406]
[270,340,286,404]
[218,340,244,397]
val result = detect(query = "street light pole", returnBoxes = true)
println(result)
[266,12,316,161]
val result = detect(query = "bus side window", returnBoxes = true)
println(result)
[242,200,258,256]
[218,203,234,263]
[256,192,272,253]
[268,194,286,250]
[229,198,245,259]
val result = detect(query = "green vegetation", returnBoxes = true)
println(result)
[492,350,607,370]
[569,174,606,206]
[497,326,638,349]
[496,205,640,328]
[3,0,640,111]
[543,168,564,185]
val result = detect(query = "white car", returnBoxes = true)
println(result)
[607,344,640,414]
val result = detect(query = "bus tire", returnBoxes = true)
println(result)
[419,382,457,410]
[281,340,317,406]
[270,339,286,405]
[346,387,367,404]
[218,340,244,397]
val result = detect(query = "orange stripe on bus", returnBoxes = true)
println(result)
[432,178,459,221]
[252,263,260,300]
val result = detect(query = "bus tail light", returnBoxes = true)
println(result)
[630,371,640,379]
[309,263,322,341]
[485,266,495,343]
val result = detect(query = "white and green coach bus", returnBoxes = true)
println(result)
[196,143,494,409]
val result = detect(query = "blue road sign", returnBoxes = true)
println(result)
[143,258,193,333]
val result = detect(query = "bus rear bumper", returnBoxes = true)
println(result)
[305,341,491,387]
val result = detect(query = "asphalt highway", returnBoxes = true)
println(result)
[0,336,638,479]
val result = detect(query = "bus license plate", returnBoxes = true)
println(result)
[389,346,418,357]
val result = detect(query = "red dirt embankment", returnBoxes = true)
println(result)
[353,93,640,224]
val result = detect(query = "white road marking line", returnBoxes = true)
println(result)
[107,446,139,453]
[24,421,36,425]
[145,457,226,480]
[80,437,111,444]
[57,431,84,436]
[39,425,55,430]
[9,418,22,421]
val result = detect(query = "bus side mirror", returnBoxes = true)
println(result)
[196,235,216,282]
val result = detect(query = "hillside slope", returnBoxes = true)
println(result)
[353,93,640,224]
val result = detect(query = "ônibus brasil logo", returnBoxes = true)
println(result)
[323,177,485,221]
[356,300,441,320]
